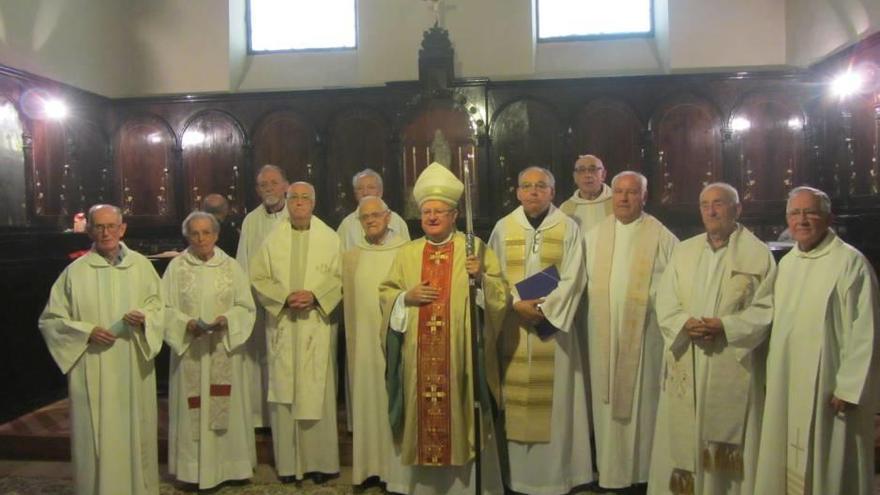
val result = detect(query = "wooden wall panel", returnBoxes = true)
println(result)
[490,99,563,213]
[652,96,723,209]
[572,98,644,178]
[112,115,177,222]
[252,110,316,185]
[729,92,806,209]
[0,97,26,225]
[29,119,66,217]
[181,110,247,217]
[325,107,390,221]
[65,119,111,215]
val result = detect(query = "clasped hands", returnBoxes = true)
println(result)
[683,316,724,344]
[286,290,316,311]
[89,310,146,345]
[186,316,228,338]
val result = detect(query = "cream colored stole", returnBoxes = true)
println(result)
[590,215,661,420]
[501,215,564,443]
[182,335,232,440]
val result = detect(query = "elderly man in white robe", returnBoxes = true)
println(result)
[379,162,508,494]
[39,204,163,495]
[488,166,593,495]
[337,168,410,251]
[560,154,613,231]
[754,186,879,495]
[648,183,775,495]
[163,211,257,490]
[250,181,342,485]
[341,196,408,488]
[236,164,290,428]
[584,171,678,491]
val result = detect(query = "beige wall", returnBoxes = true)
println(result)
[0,0,131,97]
[786,0,880,67]
[1,0,877,97]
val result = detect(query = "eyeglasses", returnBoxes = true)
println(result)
[786,208,823,219]
[574,166,604,175]
[90,224,121,233]
[420,208,455,217]
[286,194,313,201]
[358,211,388,221]
[518,182,551,191]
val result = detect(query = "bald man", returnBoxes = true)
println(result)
[560,154,612,233]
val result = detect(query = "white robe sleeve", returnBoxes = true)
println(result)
[161,259,196,356]
[540,221,586,333]
[250,242,289,318]
[655,251,692,356]
[833,256,880,405]
[38,267,94,374]
[720,251,777,362]
[221,261,257,353]
[130,258,165,362]
[390,293,408,333]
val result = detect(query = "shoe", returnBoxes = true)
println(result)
[311,473,329,485]
[279,475,297,484]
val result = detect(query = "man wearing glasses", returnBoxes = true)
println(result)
[379,162,508,494]
[249,182,343,485]
[488,167,593,494]
[755,186,879,495]
[560,154,613,233]
[39,204,164,495]
[336,168,410,251]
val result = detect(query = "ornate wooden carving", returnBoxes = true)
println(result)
[490,98,563,213]
[729,91,805,208]
[325,106,390,219]
[252,109,317,188]
[181,110,247,217]
[572,97,644,178]
[651,95,723,208]
[112,114,177,222]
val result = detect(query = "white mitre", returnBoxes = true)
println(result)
[413,162,464,207]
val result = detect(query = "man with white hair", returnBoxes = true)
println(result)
[39,204,164,495]
[488,166,593,494]
[560,154,612,232]
[249,181,342,485]
[341,196,408,487]
[236,164,289,427]
[584,171,678,491]
[754,186,879,495]
[648,183,775,495]
[337,168,410,250]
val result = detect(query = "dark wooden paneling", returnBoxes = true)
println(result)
[490,98,563,213]
[181,110,247,218]
[65,119,111,215]
[572,97,644,178]
[651,95,723,209]
[0,96,26,225]
[252,109,317,184]
[112,115,178,223]
[325,106,390,221]
[30,119,66,218]
[729,91,806,210]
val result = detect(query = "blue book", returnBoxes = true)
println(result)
[514,265,561,339]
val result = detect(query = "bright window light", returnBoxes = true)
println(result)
[538,0,652,40]
[249,0,357,52]
[831,71,863,98]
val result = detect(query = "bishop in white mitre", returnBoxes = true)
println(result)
[341,196,408,486]
[236,164,290,427]
[249,181,342,484]
[584,171,678,490]
[648,183,775,495]
[39,204,164,495]
[754,186,879,495]
[488,167,593,495]
[163,212,257,490]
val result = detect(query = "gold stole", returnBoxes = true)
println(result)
[417,241,454,465]
[183,334,232,440]
[501,215,564,443]
[590,215,661,420]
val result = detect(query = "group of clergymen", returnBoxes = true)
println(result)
[38,154,878,495]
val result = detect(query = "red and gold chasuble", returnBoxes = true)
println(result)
[417,241,454,465]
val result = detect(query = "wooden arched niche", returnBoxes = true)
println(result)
[112,114,178,223]
[729,91,806,209]
[490,98,563,213]
[572,97,644,179]
[325,106,391,220]
[651,94,723,209]
[251,109,318,203]
[0,95,26,225]
[181,110,247,217]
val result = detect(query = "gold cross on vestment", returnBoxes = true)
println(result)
[429,250,449,265]
[790,428,806,467]
[423,384,447,404]
[426,314,444,334]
